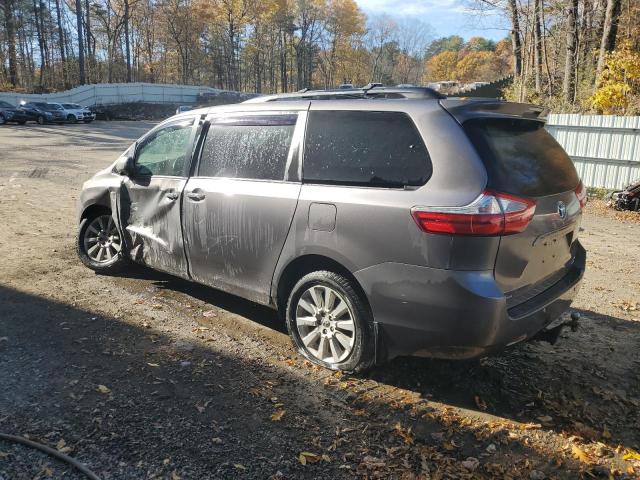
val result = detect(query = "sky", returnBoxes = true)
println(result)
[356,0,510,42]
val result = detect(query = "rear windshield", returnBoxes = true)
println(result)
[464,118,579,197]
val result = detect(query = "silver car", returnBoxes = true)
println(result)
[77,87,586,372]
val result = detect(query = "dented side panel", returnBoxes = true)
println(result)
[119,176,189,278]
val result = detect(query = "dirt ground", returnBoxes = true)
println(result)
[0,121,639,480]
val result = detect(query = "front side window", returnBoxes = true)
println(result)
[135,119,194,177]
[303,110,432,188]
[198,114,297,181]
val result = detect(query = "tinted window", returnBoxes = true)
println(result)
[303,111,431,188]
[464,118,579,197]
[198,115,296,180]
[135,120,194,176]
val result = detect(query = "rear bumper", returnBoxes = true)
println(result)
[354,242,585,361]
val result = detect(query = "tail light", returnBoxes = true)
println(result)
[574,181,587,209]
[411,191,536,236]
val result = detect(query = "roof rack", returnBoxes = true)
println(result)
[243,86,446,103]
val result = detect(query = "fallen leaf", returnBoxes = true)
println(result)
[147,363,160,367]
[234,464,246,470]
[623,449,640,461]
[393,422,414,445]
[203,310,218,318]
[299,452,321,465]
[572,445,591,463]
[271,409,285,422]
[602,426,611,439]
[96,385,111,394]
[462,457,480,471]
[56,439,66,450]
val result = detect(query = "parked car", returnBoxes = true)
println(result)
[76,88,586,372]
[0,100,30,125]
[338,83,354,89]
[176,105,194,114]
[60,103,96,123]
[19,102,66,124]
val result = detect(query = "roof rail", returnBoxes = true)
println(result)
[242,86,446,103]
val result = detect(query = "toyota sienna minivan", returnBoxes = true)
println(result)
[77,87,586,372]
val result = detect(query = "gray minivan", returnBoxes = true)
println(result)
[77,87,586,372]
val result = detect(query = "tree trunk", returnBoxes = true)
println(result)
[75,0,85,84]
[3,0,19,86]
[124,0,131,82]
[534,0,542,93]
[54,0,67,84]
[32,0,46,87]
[507,0,522,76]
[562,0,578,103]
[595,0,621,83]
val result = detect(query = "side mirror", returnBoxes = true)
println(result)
[115,155,134,176]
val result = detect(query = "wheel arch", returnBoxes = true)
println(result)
[80,203,111,222]
[274,254,370,315]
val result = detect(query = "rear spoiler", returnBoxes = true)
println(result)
[439,98,548,125]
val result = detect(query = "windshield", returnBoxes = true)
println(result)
[0,101,14,108]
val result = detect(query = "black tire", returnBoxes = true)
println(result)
[37,115,45,125]
[67,114,77,124]
[77,212,127,275]
[0,114,6,125]
[285,270,375,373]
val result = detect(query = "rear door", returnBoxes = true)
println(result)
[119,116,198,278]
[462,117,583,306]
[182,111,306,304]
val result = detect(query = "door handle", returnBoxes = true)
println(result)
[186,191,205,201]
[165,191,179,200]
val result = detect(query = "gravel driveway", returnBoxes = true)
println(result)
[0,121,639,479]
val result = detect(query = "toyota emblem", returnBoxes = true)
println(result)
[557,201,567,219]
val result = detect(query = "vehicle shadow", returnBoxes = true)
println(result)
[366,308,640,448]
[0,284,605,479]
[111,263,286,334]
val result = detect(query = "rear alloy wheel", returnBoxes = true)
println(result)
[286,271,375,372]
[77,213,127,274]
[37,115,45,125]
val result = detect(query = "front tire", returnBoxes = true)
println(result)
[67,114,77,123]
[77,212,127,274]
[286,271,375,372]
[0,114,6,125]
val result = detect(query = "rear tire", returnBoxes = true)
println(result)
[77,212,127,274]
[37,115,45,125]
[0,114,6,125]
[286,271,375,373]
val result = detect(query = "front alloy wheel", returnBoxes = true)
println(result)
[77,212,127,274]
[286,271,375,372]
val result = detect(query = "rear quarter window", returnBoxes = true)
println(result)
[464,118,579,197]
[303,110,432,188]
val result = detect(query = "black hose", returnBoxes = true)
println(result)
[0,433,101,480]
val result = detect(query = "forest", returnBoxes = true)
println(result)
[1,0,639,114]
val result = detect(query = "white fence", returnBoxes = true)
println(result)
[547,114,640,190]
[0,83,246,107]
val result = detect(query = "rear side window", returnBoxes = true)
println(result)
[198,114,296,180]
[303,111,431,188]
[464,118,579,197]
